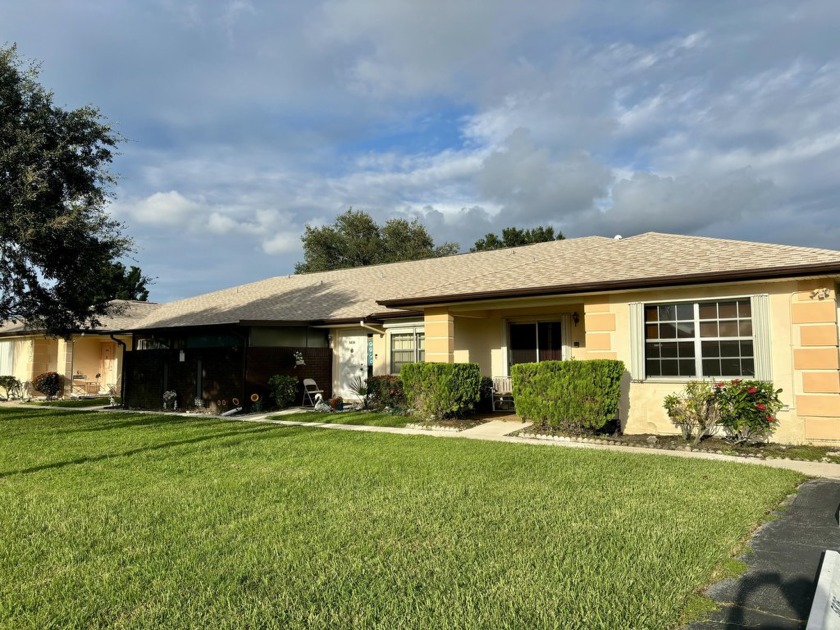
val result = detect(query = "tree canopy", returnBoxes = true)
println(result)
[0,45,132,336]
[295,209,459,273]
[96,262,151,302]
[471,226,565,252]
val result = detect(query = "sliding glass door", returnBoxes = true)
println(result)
[509,321,562,367]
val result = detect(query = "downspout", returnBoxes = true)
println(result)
[110,333,128,408]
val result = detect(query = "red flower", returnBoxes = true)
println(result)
[715,382,725,388]
[732,379,742,385]
[747,387,757,394]
[766,415,775,423]
[755,403,767,411]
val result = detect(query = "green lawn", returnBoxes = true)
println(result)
[268,410,415,427]
[0,408,803,629]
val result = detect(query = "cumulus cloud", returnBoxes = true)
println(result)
[583,170,779,236]
[7,0,840,300]
[115,191,206,226]
[475,129,613,224]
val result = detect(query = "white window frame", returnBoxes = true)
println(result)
[387,326,425,374]
[629,294,771,382]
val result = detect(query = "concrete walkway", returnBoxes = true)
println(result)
[243,412,840,479]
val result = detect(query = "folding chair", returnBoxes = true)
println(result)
[302,378,324,406]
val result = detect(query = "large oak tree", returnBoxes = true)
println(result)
[295,209,459,273]
[1,45,133,335]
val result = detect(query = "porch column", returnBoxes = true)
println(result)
[56,339,74,397]
[424,308,454,363]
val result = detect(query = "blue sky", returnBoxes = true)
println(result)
[4,1,840,302]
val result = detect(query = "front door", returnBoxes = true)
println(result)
[509,321,563,368]
[100,342,116,388]
[338,330,367,399]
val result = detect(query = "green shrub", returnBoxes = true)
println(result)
[663,381,720,445]
[401,363,481,420]
[0,375,21,400]
[268,374,298,409]
[367,375,406,410]
[33,372,62,400]
[477,376,494,413]
[512,360,625,431]
[712,379,782,444]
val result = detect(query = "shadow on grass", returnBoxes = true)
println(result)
[53,414,206,434]
[0,424,294,479]
[0,407,86,421]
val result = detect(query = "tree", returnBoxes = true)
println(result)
[471,226,564,252]
[96,262,151,302]
[0,45,131,336]
[295,209,459,273]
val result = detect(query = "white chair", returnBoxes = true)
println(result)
[491,376,514,412]
[302,378,324,406]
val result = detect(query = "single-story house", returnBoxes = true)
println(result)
[122,232,840,444]
[0,300,160,398]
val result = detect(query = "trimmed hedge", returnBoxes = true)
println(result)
[512,360,625,431]
[401,363,481,420]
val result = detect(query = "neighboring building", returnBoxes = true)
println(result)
[0,300,160,398]
[122,233,840,444]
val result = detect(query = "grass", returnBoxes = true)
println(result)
[27,397,116,408]
[0,407,804,629]
[267,409,416,427]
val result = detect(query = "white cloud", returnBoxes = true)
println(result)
[262,233,300,255]
[475,129,613,224]
[583,169,778,236]
[116,191,205,226]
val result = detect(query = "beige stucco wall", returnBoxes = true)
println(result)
[32,337,57,376]
[430,301,587,376]
[595,279,837,444]
[408,277,840,445]
[0,333,130,397]
[454,318,499,374]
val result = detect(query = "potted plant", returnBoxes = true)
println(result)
[328,396,344,411]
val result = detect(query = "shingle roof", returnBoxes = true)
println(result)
[0,300,161,336]
[379,232,840,307]
[133,232,840,330]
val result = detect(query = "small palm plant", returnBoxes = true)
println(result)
[348,376,369,409]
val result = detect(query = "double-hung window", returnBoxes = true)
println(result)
[391,331,425,374]
[639,298,765,379]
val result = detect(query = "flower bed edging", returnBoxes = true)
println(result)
[516,430,837,463]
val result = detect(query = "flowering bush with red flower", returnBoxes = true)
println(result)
[366,375,406,410]
[712,379,783,444]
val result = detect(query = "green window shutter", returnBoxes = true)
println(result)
[751,294,772,381]
[628,302,645,381]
